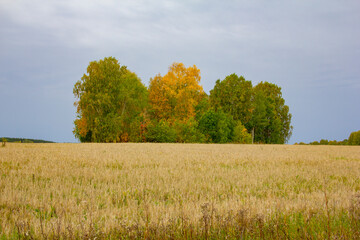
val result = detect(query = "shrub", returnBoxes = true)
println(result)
[129,114,149,142]
[233,121,252,144]
[146,119,177,143]
[174,118,206,143]
[319,139,329,145]
[198,109,235,143]
[1,138,6,147]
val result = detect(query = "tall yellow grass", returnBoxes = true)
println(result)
[0,143,359,238]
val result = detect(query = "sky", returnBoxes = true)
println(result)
[0,0,359,144]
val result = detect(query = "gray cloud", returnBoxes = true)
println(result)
[0,0,359,143]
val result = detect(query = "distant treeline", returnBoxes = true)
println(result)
[1,137,54,143]
[295,130,360,146]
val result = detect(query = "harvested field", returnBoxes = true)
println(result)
[1,143,360,239]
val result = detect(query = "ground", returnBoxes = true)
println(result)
[1,143,360,239]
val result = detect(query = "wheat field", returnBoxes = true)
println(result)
[1,143,360,239]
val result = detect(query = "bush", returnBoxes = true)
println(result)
[319,139,329,145]
[129,114,149,142]
[174,118,206,143]
[1,138,7,147]
[146,119,177,143]
[198,109,235,143]
[233,121,252,144]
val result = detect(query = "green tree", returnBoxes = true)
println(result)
[195,94,210,121]
[210,74,253,125]
[348,130,360,145]
[247,90,268,143]
[249,82,292,144]
[319,139,329,145]
[73,57,148,142]
[198,109,235,143]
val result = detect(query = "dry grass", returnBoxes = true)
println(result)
[0,143,360,239]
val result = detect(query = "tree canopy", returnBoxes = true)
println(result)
[73,57,295,144]
[210,75,292,144]
[250,82,293,144]
[347,130,360,145]
[210,74,253,124]
[148,62,204,122]
[73,57,147,142]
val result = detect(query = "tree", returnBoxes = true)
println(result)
[348,130,360,145]
[319,139,329,145]
[247,90,269,143]
[148,63,205,122]
[249,82,292,144]
[195,94,210,121]
[198,109,235,143]
[210,74,253,125]
[73,57,148,142]
[209,75,292,144]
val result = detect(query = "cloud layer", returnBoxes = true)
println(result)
[1,0,359,143]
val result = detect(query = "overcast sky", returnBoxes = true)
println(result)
[0,0,359,143]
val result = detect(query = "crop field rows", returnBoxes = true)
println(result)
[0,143,360,239]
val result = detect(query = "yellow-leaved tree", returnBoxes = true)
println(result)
[149,62,204,122]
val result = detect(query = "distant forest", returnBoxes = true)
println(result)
[1,137,54,143]
[295,130,360,146]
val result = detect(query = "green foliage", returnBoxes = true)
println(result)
[1,138,6,147]
[106,209,360,239]
[78,130,92,143]
[348,130,360,145]
[73,57,148,142]
[195,94,210,121]
[249,82,293,144]
[233,121,252,144]
[174,118,206,143]
[209,75,292,144]
[247,90,268,143]
[146,120,177,143]
[128,114,148,143]
[210,74,253,124]
[72,61,296,144]
[319,139,329,145]
[296,136,352,146]
[198,109,235,143]
[0,137,53,143]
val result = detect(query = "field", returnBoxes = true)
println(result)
[1,143,360,239]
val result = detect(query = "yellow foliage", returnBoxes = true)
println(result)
[74,117,88,138]
[149,62,204,122]
[121,132,129,142]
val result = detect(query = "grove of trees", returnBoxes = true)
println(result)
[73,57,293,144]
